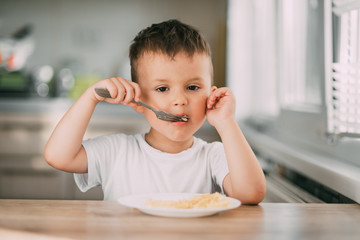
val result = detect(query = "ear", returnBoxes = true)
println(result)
[210,86,217,93]
[131,104,144,113]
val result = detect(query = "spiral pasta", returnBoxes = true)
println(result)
[145,192,230,209]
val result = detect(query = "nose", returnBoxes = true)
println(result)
[172,89,188,106]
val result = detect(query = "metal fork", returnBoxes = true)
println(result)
[94,88,189,122]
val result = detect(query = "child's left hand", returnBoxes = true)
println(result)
[206,87,236,128]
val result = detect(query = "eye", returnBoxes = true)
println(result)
[187,85,200,91]
[156,86,169,92]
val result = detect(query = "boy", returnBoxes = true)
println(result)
[44,19,266,204]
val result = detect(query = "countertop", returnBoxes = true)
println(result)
[0,199,359,240]
[242,125,360,204]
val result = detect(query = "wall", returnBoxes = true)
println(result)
[0,0,227,87]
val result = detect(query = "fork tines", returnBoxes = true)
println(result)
[157,112,189,122]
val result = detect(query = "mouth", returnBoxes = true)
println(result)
[172,114,189,124]
[172,121,188,126]
[178,115,189,122]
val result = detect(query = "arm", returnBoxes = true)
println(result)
[206,87,266,204]
[44,77,141,173]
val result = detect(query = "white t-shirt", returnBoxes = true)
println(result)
[74,133,229,200]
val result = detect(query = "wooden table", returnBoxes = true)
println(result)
[0,200,359,240]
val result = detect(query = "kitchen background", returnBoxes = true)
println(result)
[1,0,359,203]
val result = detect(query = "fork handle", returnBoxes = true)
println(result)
[133,100,156,111]
[94,88,155,111]
[94,88,112,98]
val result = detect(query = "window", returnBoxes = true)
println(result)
[278,0,323,110]
[227,0,360,168]
[227,0,278,120]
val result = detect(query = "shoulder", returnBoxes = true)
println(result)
[83,133,142,150]
[85,133,139,142]
[194,136,223,148]
[193,137,224,154]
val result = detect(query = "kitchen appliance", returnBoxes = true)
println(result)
[0,24,34,97]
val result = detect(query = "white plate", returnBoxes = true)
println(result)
[117,193,241,218]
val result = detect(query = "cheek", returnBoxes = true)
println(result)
[149,97,168,111]
[141,94,163,112]
[191,97,207,116]
[143,110,162,127]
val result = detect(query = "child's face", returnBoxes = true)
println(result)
[135,51,214,144]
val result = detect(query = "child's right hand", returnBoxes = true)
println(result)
[90,77,141,107]
[44,77,142,173]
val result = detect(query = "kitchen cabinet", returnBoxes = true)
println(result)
[0,98,148,199]
[0,98,221,200]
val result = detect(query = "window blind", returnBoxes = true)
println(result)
[328,1,360,137]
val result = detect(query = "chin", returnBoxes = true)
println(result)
[163,128,195,141]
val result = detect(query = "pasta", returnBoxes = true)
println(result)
[145,192,230,209]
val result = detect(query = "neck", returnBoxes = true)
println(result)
[145,129,194,154]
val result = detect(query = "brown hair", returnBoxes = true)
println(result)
[129,19,212,82]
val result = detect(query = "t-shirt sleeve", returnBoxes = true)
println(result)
[73,134,116,192]
[208,142,229,194]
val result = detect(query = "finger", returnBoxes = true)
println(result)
[207,88,228,109]
[128,81,142,102]
[102,78,119,99]
[95,78,118,101]
[213,87,228,98]
[110,78,126,103]
[121,79,135,104]
[207,91,220,109]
